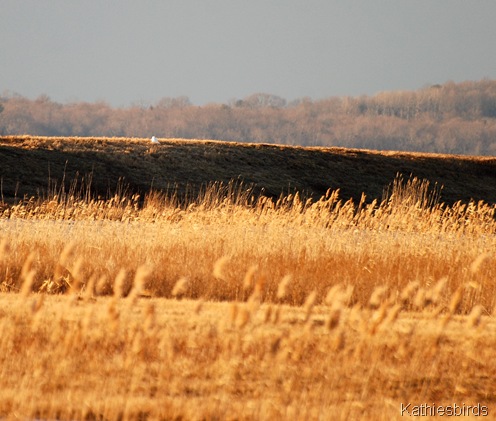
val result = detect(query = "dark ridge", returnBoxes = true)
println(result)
[1,136,496,205]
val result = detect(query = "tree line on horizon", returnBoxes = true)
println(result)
[1,79,496,156]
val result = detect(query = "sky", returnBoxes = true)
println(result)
[1,1,496,107]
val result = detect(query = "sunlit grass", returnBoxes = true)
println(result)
[0,175,495,419]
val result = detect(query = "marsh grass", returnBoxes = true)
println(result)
[0,174,495,419]
[1,175,494,311]
[0,284,494,420]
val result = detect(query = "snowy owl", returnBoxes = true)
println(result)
[151,136,160,144]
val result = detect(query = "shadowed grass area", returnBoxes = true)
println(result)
[1,136,496,205]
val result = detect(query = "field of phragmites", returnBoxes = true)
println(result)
[0,175,495,420]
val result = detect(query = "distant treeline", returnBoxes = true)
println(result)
[1,79,496,155]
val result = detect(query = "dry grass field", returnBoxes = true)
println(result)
[0,136,495,419]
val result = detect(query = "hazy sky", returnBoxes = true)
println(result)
[2,1,496,107]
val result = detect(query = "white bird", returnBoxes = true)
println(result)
[151,136,160,144]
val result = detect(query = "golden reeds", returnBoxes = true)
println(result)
[0,175,494,313]
[0,174,495,419]
[0,271,494,419]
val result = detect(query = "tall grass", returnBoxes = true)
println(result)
[1,175,494,312]
[0,272,494,419]
[1,174,495,419]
